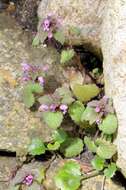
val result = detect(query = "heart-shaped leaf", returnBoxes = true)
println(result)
[72,84,100,102]
[91,155,105,171]
[104,163,117,178]
[32,35,40,46]
[23,83,43,108]
[84,136,97,153]
[28,138,46,155]
[81,106,98,125]
[60,49,75,64]
[60,138,84,157]
[69,101,85,124]
[54,30,65,45]
[98,114,118,134]
[47,141,60,151]
[97,143,117,159]
[52,129,68,144]
[42,111,63,129]
[54,161,81,190]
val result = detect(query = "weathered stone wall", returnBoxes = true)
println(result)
[101,0,126,176]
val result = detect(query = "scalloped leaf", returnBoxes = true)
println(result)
[60,137,84,157]
[72,84,100,102]
[23,83,43,108]
[47,141,60,151]
[54,30,65,45]
[81,106,98,125]
[54,161,81,190]
[91,155,105,171]
[84,137,97,153]
[23,87,35,108]
[28,138,46,155]
[69,26,81,36]
[32,35,40,46]
[60,49,75,64]
[52,129,68,144]
[98,114,118,134]
[69,101,85,124]
[104,163,117,178]
[42,111,63,129]
[97,143,117,159]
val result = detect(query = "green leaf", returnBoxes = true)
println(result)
[69,101,85,124]
[42,111,63,129]
[36,167,45,184]
[54,30,65,45]
[91,155,105,171]
[84,137,97,153]
[30,83,43,93]
[38,94,54,105]
[104,163,117,178]
[23,87,35,108]
[28,138,46,155]
[81,106,98,125]
[69,26,81,36]
[32,35,40,46]
[72,84,100,102]
[23,83,43,108]
[55,86,74,105]
[98,114,118,135]
[60,138,84,157]
[54,161,81,190]
[60,49,75,64]
[47,141,60,151]
[97,143,117,159]
[52,129,68,144]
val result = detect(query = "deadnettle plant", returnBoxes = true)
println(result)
[22,174,34,186]
[87,96,114,124]
[42,14,61,39]
[21,60,50,86]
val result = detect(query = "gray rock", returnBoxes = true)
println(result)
[0,13,64,155]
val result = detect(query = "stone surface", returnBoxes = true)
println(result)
[0,156,17,190]
[42,158,125,190]
[0,13,64,155]
[101,0,126,176]
[37,0,106,56]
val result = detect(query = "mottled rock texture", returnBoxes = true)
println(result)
[0,13,64,155]
[101,0,126,176]
[38,0,106,56]
[38,0,126,175]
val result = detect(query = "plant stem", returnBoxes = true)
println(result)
[81,170,100,181]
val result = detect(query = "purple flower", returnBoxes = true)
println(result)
[39,104,49,112]
[21,61,31,72]
[48,31,53,39]
[50,104,57,112]
[95,106,100,113]
[96,119,101,125]
[42,19,50,31]
[23,174,33,186]
[60,104,68,114]
[38,76,44,86]
[42,65,49,72]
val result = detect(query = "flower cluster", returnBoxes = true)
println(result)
[22,174,34,186]
[21,60,49,86]
[88,96,114,124]
[39,103,68,114]
[42,14,61,39]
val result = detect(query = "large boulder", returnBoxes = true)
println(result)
[37,0,106,56]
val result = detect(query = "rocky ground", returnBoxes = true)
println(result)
[0,11,125,190]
